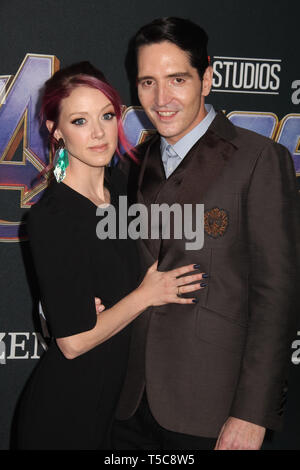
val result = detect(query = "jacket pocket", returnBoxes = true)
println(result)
[195,305,247,354]
[205,248,249,325]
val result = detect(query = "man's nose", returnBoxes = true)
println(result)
[155,83,171,107]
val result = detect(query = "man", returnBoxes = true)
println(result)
[113,17,299,450]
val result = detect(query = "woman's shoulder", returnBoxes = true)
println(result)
[29,182,65,219]
[27,182,78,240]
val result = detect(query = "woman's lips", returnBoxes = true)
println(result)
[89,144,109,152]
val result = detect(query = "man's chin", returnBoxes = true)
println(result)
[153,125,178,140]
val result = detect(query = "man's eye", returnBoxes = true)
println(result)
[173,77,185,84]
[103,112,116,120]
[72,118,86,125]
[142,80,153,87]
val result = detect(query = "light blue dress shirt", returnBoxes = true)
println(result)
[161,104,216,178]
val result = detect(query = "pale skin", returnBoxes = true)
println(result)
[137,41,266,450]
[46,85,206,358]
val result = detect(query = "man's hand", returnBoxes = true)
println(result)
[95,297,105,315]
[214,417,266,450]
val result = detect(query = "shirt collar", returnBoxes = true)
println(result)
[160,104,216,160]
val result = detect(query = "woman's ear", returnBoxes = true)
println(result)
[46,120,54,133]
[46,120,62,141]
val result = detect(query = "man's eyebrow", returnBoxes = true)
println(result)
[137,72,192,83]
[137,75,154,83]
[167,72,192,78]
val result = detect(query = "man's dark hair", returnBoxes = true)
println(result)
[126,17,209,86]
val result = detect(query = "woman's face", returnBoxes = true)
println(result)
[49,85,118,168]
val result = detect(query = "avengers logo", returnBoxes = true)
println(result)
[0,54,59,241]
[0,331,48,364]
[0,54,299,242]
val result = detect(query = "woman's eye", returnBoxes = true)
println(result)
[72,118,86,125]
[103,112,116,120]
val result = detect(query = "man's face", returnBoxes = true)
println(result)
[137,41,213,145]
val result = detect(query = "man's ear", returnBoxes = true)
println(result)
[46,120,62,141]
[201,66,213,97]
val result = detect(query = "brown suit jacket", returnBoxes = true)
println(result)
[116,112,300,437]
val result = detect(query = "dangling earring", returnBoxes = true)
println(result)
[53,138,69,183]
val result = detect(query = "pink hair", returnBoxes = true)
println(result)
[40,64,137,172]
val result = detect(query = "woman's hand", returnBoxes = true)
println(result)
[57,266,205,359]
[95,297,105,314]
[138,261,207,307]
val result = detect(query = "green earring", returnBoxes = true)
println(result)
[53,139,69,183]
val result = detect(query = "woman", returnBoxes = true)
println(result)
[17,62,205,450]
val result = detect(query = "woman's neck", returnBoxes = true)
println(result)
[62,162,109,206]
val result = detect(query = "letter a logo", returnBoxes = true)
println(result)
[0,54,59,242]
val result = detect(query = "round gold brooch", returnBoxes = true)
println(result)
[204,207,229,238]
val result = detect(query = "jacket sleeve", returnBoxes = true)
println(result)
[229,141,300,430]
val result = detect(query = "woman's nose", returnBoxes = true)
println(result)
[91,122,105,139]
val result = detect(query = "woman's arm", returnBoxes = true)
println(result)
[57,262,204,359]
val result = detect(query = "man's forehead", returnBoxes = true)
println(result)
[137,42,195,75]
[138,42,190,62]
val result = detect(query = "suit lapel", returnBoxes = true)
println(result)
[136,137,163,260]
[138,135,165,205]
[170,127,237,205]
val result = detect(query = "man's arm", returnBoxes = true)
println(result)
[215,417,265,450]
[218,142,299,449]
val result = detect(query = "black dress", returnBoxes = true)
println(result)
[17,168,140,450]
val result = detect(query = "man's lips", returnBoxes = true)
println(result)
[155,110,178,120]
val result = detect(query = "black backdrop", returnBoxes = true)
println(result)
[0,0,299,450]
